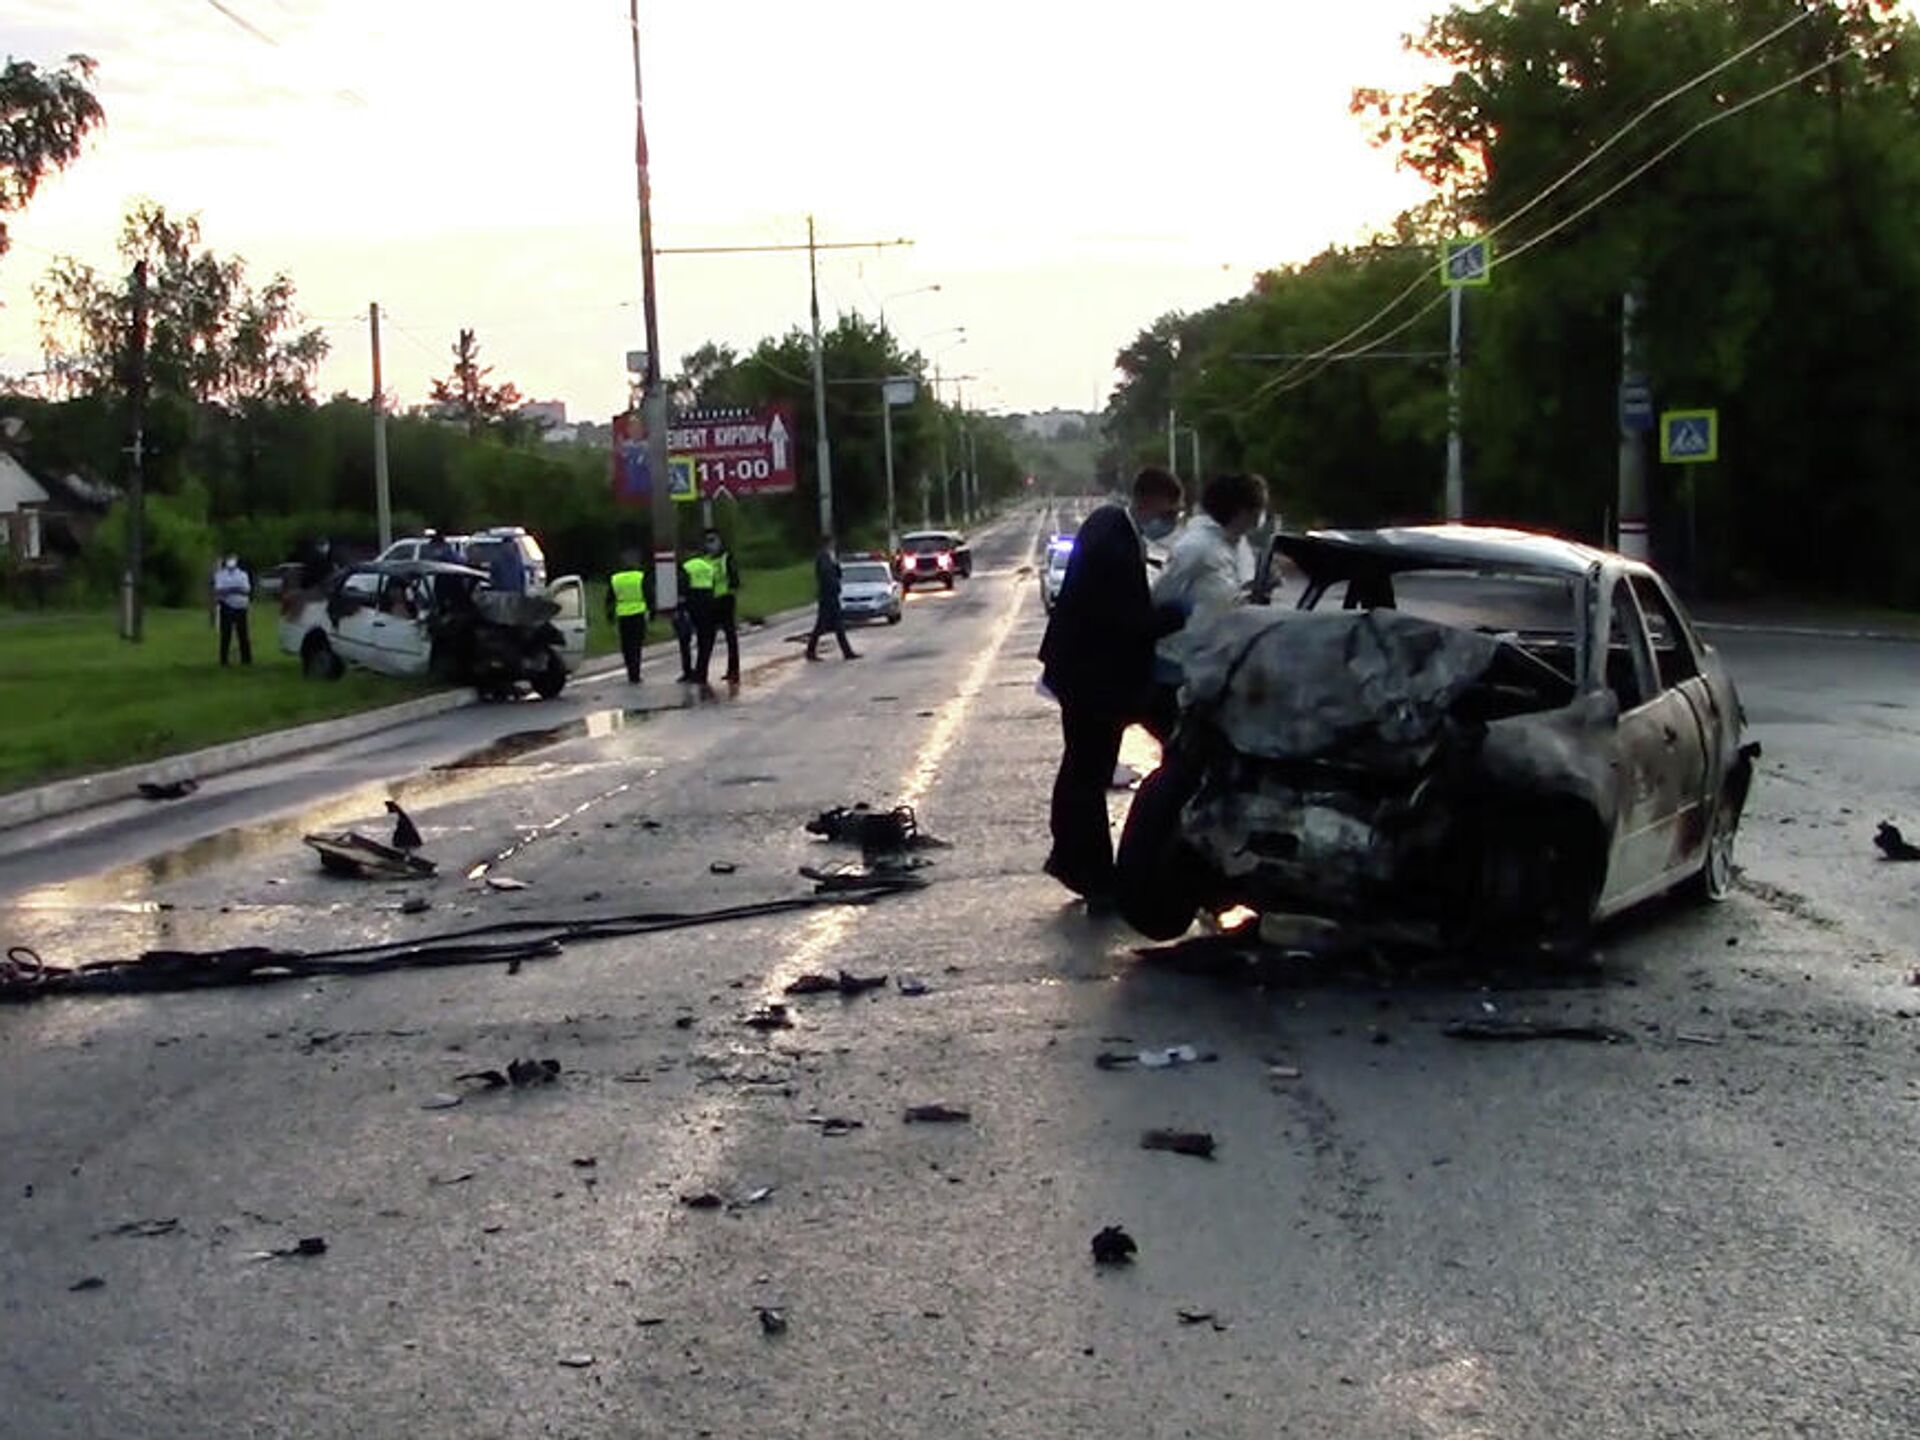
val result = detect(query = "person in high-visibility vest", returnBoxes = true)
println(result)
[681,543,720,688]
[704,526,742,684]
[604,550,651,684]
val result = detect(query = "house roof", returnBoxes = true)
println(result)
[0,453,50,513]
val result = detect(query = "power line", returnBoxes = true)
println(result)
[201,0,279,47]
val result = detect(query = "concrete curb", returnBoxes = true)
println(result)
[0,602,821,834]
[1697,620,1920,645]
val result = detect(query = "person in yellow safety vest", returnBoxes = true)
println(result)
[681,544,720,689]
[704,526,742,684]
[604,550,651,684]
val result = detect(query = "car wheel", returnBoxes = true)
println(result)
[1686,775,1747,904]
[531,651,567,699]
[1115,753,1210,941]
[301,635,343,681]
[887,612,902,625]
[942,575,955,591]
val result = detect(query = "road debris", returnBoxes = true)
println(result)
[1442,1019,1634,1044]
[137,778,198,801]
[571,1157,597,1169]
[386,800,424,851]
[784,969,889,997]
[1675,1031,1724,1046]
[710,861,738,875]
[898,976,930,996]
[1177,1308,1227,1328]
[757,1306,788,1336]
[95,1217,180,1239]
[904,1104,971,1124]
[1091,1226,1137,1265]
[428,1172,475,1187]
[1098,1044,1218,1071]
[420,1092,463,1110]
[247,1236,328,1261]
[1141,1128,1216,1159]
[806,803,947,855]
[485,875,530,891]
[304,831,436,880]
[69,1276,106,1292]
[1875,821,1920,862]
[400,896,432,916]
[557,1353,596,1368]
[805,1115,863,1137]
[743,1004,793,1031]
[680,1191,724,1209]
[455,1057,562,1089]
[681,1185,774,1211]
[1267,1063,1302,1082]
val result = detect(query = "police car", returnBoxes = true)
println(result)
[840,555,904,625]
[1040,534,1073,612]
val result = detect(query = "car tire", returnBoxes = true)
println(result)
[1685,771,1748,904]
[1116,753,1210,941]
[532,651,567,700]
[887,612,902,625]
[301,635,343,681]
[942,575,955,591]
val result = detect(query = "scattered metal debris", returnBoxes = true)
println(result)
[710,861,738,875]
[247,1236,327,1261]
[680,1191,724,1209]
[681,1185,774,1211]
[557,1353,596,1368]
[784,970,889,997]
[801,861,933,894]
[1267,1063,1302,1082]
[96,1217,180,1239]
[400,896,432,916]
[485,875,530,891]
[1098,1045,1218,1071]
[387,800,424,851]
[904,1104,971,1124]
[1675,1031,1723,1046]
[420,1092,464,1110]
[455,1058,562,1089]
[1442,1019,1634,1044]
[1875,821,1920,862]
[137,779,198,802]
[1091,1226,1137,1265]
[69,1275,106,1292]
[806,803,946,855]
[1142,1128,1216,1159]
[305,831,436,880]
[805,1115,863,1137]
[744,1004,793,1031]
[757,1306,788,1336]
[428,1172,474,1187]
[898,976,930,996]
[1177,1308,1227,1329]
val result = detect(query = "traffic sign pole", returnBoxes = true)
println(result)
[1445,284,1464,522]
[1617,285,1649,561]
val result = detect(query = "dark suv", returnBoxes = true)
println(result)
[895,531,972,590]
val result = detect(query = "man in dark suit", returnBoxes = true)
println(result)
[805,534,859,661]
[1038,467,1185,906]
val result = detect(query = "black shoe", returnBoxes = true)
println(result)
[1043,852,1089,896]
[845,652,862,660]
[675,672,695,683]
[1084,889,1119,918]
[805,652,822,662]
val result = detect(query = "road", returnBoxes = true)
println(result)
[2,505,1917,1439]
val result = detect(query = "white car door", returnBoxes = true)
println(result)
[546,575,588,671]
[329,572,384,666]
[362,575,432,677]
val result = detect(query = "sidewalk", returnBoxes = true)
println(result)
[1691,599,1920,643]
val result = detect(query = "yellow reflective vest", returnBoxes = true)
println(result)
[711,550,733,599]
[609,569,648,618]
[684,555,718,593]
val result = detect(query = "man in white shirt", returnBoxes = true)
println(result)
[211,554,253,666]
[1147,472,1269,735]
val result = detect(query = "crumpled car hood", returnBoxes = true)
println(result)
[1173,607,1506,767]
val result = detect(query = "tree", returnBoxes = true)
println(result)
[35,201,329,407]
[429,328,523,438]
[0,54,104,258]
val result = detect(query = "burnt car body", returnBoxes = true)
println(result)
[1117,525,1759,946]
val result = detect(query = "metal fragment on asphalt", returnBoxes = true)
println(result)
[421,1093,463,1110]
[1442,1019,1635,1044]
[1141,1128,1216,1159]
[1091,1225,1137,1265]
[903,1103,971,1124]
[558,1353,595,1368]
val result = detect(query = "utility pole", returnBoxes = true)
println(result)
[1189,429,1200,490]
[965,423,978,523]
[1617,284,1650,561]
[121,259,148,643]
[1166,405,1177,476]
[1445,284,1465,521]
[808,216,833,540]
[629,0,676,610]
[369,302,392,551]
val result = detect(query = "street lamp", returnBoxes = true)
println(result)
[879,284,942,332]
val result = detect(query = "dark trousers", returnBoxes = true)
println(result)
[1143,682,1180,743]
[1048,703,1127,893]
[807,603,854,658]
[219,606,252,666]
[714,595,740,680]
[673,608,695,679]
[616,613,647,683]
[685,596,716,683]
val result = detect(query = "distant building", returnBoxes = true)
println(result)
[0,451,50,559]
[1013,409,1097,442]
[518,400,567,428]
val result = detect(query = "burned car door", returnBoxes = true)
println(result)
[1630,573,1720,878]
[1603,578,1710,903]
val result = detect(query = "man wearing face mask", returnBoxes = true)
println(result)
[1038,466,1185,909]
[210,552,253,667]
[1146,471,1270,738]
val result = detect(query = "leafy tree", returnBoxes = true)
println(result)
[0,54,103,258]
[429,328,524,438]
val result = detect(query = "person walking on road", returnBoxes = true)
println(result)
[705,526,742,683]
[1037,467,1184,907]
[605,550,651,684]
[805,534,859,661]
[681,542,721,688]
[211,553,254,667]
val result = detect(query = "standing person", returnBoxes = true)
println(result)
[681,542,720,687]
[211,552,254,667]
[1146,471,1269,737]
[705,526,742,684]
[1037,467,1184,905]
[805,534,859,661]
[605,550,651,684]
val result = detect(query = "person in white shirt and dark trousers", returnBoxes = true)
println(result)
[1146,472,1269,737]
[211,554,253,666]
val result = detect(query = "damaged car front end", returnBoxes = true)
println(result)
[1117,526,1758,948]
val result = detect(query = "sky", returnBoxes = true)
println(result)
[0,0,1444,419]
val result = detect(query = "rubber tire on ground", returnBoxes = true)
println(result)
[301,635,343,681]
[887,612,902,625]
[1115,755,1210,941]
[532,651,567,700]
[1684,773,1746,904]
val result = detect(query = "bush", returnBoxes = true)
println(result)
[87,478,219,607]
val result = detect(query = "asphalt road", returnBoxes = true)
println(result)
[2,503,1917,1439]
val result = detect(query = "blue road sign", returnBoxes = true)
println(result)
[1659,409,1719,464]
[1441,237,1492,288]
[1621,380,1654,434]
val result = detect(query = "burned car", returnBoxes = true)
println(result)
[279,559,587,699]
[1117,525,1759,947]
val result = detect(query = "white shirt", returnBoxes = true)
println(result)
[213,562,252,610]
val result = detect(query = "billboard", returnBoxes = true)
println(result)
[613,404,798,506]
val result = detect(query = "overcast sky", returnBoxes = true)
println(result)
[0,0,1442,417]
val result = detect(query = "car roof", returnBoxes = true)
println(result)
[901,530,960,542]
[1274,523,1624,583]
[349,559,490,579]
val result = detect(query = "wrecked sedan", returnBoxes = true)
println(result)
[1117,525,1758,946]
[279,559,587,698]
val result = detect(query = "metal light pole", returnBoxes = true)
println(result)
[369,302,392,551]
[807,216,837,541]
[880,376,916,552]
[878,283,941,335]
[1444,285,1465,521]
[629,0,676,607]
[1617,284,1650,560]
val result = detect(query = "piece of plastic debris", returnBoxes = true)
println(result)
[571,1157,597,1169]
[903,1104,971,1124]
[428,1172,474,1187]
[785,969,889,997]
[757,1306,788,1336]
[69,1275,106,1291]
[421,1092,463,1110]
[248,1236,327,1261]
[1442,1020,1634,1044]
[1266,1064,1302,1082]
[1675,1031,1723,1046]
[897,976,930,996]
[97,1217,179,1239]
[806,1115,863,1137]
[710,860,738,875]
[558,1353,595,1368]
[485,875,530,891]
[1875,821,1920,862]
[1141,1128,1216,1159]
[743,1004,793,1031]
[137,779,199,801]
[680,1191,724,1210]
[400,896,432,916]
[386,800,424,851]
[453,1057,561,1090]
[1103,1044,1217,1070]
[1177,1308,1217,1325]
[1091,1226,1137,1265]
[739,1186,775,1206]
[305,831,436,880]
[807,803,940,854]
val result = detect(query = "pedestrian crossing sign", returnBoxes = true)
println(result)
[1440,236,1492,287]
[668,453,698,503]
[1659,409,1719,464]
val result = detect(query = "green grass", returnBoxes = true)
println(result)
[0,605,435,794]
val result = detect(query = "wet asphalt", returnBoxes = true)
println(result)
[2,507,1918,1439]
